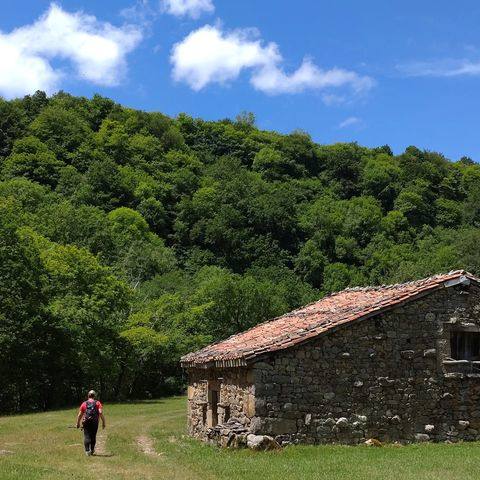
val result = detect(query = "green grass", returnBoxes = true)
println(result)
[0,396,479,480]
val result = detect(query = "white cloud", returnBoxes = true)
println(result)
[120,0,156,25]
[321,93,347,106]
[398,58,480,77]
[252,60,375,95]
[171,26,280,90]
[161,0,214,18]
[338,116,361,129]
[0,3,142,99]
[0,37,59,99]
[171,25,375,99]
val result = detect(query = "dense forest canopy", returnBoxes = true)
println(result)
[1,91,480,413]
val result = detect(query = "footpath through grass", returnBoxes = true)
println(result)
[0,396,479,480]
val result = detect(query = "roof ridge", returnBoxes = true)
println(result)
[181,270,479,366]
[332,269,471,295]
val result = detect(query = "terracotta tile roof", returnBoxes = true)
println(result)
[181,270,477,368]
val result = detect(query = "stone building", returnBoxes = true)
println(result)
[181,270,480,445]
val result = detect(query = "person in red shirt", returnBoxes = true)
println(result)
[76,390,106,456]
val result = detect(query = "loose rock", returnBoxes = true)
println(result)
[246,434,281,451]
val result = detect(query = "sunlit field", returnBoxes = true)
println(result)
[1,396,479,480]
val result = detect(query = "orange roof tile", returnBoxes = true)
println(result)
[181,270,477,368]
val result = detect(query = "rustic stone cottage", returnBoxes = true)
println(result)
[181,270,480,446]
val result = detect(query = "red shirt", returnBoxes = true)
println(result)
[80,399,103,414]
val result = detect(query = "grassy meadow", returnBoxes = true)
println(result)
[0,396,479,480]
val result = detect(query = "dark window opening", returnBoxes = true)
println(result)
[451,331,480,361]
[224,405,230,423]
[208,388,219,427]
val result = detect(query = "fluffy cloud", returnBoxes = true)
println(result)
[0,3,142,99]
[171,26,280,90]
[171,25,374,98]
[251,60,374,95]
[0,37,59,100]
[161,0,214,18]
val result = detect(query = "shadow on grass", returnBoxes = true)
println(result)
[0,396,181,418]
[124,399,166,406]
[105,397,181,407]
[92,453,114,458]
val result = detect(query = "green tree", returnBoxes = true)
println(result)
[361,153,401,209]
[2,136,64,187]
[30,105,92,162]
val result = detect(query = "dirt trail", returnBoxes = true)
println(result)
[94,431,108,456]
[136,434,163,457]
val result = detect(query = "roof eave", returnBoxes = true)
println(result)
[181,357,248,370]
[182,271,480,369]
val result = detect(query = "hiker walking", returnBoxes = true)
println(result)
[76,390,106,456]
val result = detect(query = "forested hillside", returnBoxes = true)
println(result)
[1,91,480,413]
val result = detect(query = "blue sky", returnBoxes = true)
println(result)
[2,0,480,161]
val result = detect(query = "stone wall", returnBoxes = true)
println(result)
[251,283,480,445]
[187,283,480,445]
[187,367,254,440]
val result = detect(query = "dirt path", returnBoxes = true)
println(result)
[94,431,108,456]
[136,434,163,457]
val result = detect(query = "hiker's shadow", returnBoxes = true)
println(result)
[93,453,115,457]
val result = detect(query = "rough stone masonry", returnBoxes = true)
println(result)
[182,271,480,446]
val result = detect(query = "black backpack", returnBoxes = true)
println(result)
[83,401,99,425]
